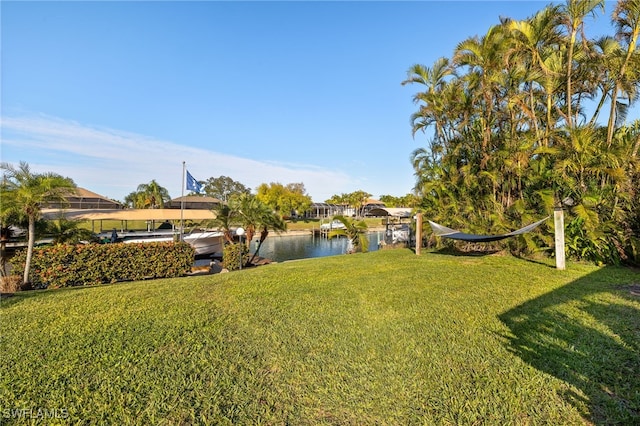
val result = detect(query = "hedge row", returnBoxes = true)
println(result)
[222,243,249,271]
[11,242,195,289]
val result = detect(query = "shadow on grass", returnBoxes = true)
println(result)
[427,247,503,257]
[499,267,640,424]
[0,282,120,309]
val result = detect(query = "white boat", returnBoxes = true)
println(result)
[105,229,224,257]
[392,225,410,243]
[182,231,224,256]
[320,220,347,231]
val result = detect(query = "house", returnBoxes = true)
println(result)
[46,187,123,210]
[304,199,387,219]
[166,195,222,210]
[303,203,343,219]
[341,199,387,217]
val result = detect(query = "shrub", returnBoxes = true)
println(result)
[0,275,21,293]
[223,243,248,271]
[11,242,194,288]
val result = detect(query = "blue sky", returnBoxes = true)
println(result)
[1,1,630,203]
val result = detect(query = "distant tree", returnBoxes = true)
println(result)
[325,193,349,206]
[203,176,250,202]
[325,191,372,216]
[1,161,76,287]
[347,190,372,217]
[124,180,170,209]
[380,194,420,207]
[328,215,369,253]
[256,182,312,217]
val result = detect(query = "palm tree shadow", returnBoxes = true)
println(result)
[499,267,640,424]
[428,247,502,257]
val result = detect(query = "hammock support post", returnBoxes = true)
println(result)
[415,213,423,256]
[554,207,566,270]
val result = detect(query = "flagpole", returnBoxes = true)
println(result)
[180,161,185,242]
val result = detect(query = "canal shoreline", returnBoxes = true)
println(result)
[271,226,387,238]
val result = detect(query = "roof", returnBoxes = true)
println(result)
[170,195,221,203]
[73,187,114,199]
[41,208,216,221]
[366,207,413,218]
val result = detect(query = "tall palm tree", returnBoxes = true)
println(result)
[560,0,605,127]
[606,0,640,147]
[402,58,454,143]
[453,24,511,166]
[0,161,76,287]
[507,5,564,146]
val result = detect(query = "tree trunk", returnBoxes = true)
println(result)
[249,229,269,265]
[0,240,7,278]
[23,216,36,287]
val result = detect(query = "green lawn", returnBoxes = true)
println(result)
[1,250,638,425]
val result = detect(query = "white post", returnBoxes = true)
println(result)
[236,227,245,270]
[415,213,423,256]
[554,207,565,270]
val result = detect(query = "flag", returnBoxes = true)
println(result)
[186,170,202,193]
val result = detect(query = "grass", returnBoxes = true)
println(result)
[1,250,638,424]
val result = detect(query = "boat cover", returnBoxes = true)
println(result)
[428,217,549,243]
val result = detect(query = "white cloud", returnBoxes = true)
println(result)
[1,113,352,201]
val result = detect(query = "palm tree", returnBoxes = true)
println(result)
[402,58,453,143]
[606,0,640,148]
[124,180,170,209]
[328,215,369,254]
[207,203,237,244]
[347,190,372,218]
[249,208,286,265]
[47,217,98,245]
[560,0,605,127]
[230,193,287,266]
[0,161,76,287]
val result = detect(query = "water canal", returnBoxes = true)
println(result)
[251,231,385,263]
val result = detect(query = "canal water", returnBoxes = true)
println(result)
[250,231,385,262]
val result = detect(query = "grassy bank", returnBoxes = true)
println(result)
[1,250,638,424]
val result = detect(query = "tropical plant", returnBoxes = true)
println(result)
[326,191,373,218]
[207,203,237,244]
[229,193,287,266]
[124,180,170,209]
[404,0,640,264]
[47,217,98,245]
[327,215,369,254]
[0,161,76,286]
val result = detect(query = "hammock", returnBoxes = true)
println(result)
[428,217,549,243]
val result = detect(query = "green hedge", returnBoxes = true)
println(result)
[222,243,249,271]
[11,242,195,288]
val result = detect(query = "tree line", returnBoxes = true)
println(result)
[123,175,413,219]
[404,0,640,265]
